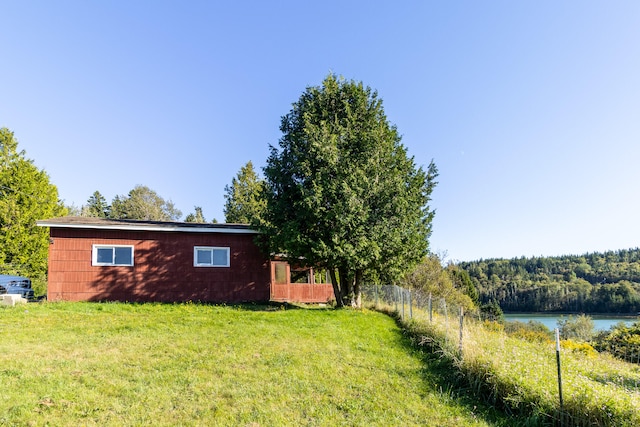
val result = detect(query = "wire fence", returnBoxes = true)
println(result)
[360,284,640,427]
[362,284,640,364]
[363,284,476,358]
[363,284,481,322]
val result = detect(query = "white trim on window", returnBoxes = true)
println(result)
[194,246,230,267]
[92,244,134,266]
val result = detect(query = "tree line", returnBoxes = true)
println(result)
[458,249,640,313]
[75,186,212,223]
[0,126,220,283]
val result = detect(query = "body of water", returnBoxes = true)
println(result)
[504,313,638,332]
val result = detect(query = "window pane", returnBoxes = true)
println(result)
[274,263,287,284]
[114,247,133,265]
[197,249,212,265]
[97,248,113,264]
[212,249,228,266]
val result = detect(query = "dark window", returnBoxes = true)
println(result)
[93,245,134,266]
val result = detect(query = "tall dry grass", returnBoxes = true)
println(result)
[389,302,640,426]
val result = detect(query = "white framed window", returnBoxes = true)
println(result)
[194,246,230,267]
[92,245,134,266]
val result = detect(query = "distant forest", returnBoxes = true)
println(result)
[458,248,640,314]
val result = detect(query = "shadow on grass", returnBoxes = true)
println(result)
[198,301,335,311]
[73,300,316,312]
[214,301,305,311]
[377,306,542,427]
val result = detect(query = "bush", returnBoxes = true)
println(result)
[558,314,595,342]
[482,319,504,333]
[592,321,640,363]
[561,339,598,357]
[401,255,477,313]
[504,320,553,343]
[479,299,503,322]
[30,274,47,298]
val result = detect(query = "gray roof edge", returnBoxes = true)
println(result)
[36,217,259,234]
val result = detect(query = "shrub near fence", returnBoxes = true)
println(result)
[362,285,640,427]
[593,322,640,365]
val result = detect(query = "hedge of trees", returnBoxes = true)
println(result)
[458,249,640,313]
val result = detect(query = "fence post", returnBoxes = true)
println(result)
[555,328,564,427]
[374,285,379,308]
[443,300,448,326]
[409,289,413,319]
[394,286,398,313]
[428,293,432,323]
[401,288,405,320]
[459,306,464,356]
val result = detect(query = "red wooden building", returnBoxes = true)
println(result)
[37,217,334,304]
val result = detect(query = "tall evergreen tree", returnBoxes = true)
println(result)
[0,128,67,276]
[185,206,207,223]
[223,161,266,224]
[448,265,479,304]
[261,75,438,307]
[81,190,110,218]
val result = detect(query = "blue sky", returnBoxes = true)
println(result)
[2,1,640,262]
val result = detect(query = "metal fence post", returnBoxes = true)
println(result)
[443,300,448,329]
[459,306,464,356]
[374,285,379,308]
[394,285,398,312]
[401,288,405,320]
[555,328,564,427]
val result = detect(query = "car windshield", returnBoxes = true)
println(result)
[0,275,32,289]
[6,280,29,288]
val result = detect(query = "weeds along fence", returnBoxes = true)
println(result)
[361,284,640,427]
[362,285,489,358]
[363,284,482,325]
[603,342,640,365]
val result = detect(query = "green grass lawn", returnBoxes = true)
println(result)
[0,302,514,426]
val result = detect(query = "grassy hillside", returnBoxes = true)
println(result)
[393,306,640,426]
[0,302,514,426]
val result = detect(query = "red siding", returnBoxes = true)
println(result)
[270,283,334,303]
[47,228,270,303]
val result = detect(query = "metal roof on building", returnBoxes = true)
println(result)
[36,216,258,234]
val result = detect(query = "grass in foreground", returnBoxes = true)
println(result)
[0,302,514,426]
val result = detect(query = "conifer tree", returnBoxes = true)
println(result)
[261,75,438,307]
[82,190,110,218]
[185,206,207,223]
[0,128,67,276]
[223,161,266,224]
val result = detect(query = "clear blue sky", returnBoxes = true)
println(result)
[2,1,640,262]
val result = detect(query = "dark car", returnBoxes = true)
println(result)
[0,275,35,300]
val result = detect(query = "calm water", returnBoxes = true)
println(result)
[504,313,638,332]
